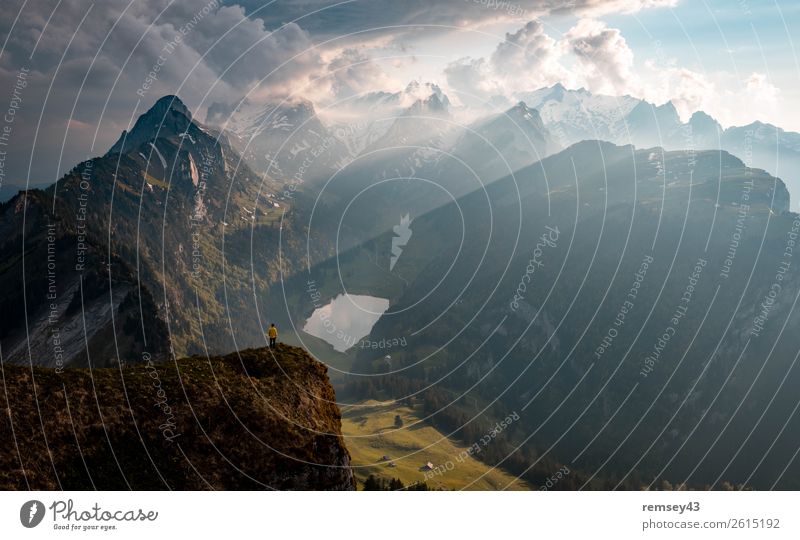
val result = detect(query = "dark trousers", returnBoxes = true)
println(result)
[269,337,276,348]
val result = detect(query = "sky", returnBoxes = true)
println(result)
[1,0,799,185]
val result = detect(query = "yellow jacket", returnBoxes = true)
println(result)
[268,326,278,338]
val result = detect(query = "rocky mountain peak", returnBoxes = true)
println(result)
[106,95,195,156]
[546,82,567,101]
[150,94,192,120]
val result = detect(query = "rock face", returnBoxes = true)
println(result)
[0,95,300,362]
[0,345,355,490]
[220,97,351,186]
[107,94,194,156]
[0,189,171,368]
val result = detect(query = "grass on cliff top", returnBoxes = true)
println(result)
[341,400,530,491]
[0,345,352,490]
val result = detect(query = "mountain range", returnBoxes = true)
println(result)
[522,83,800,210]
[330,141,798,489]
[209,81,800,212]
[4,83,800,489]
[0,94,310,364]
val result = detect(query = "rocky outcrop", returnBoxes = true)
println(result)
[0,345,355,490]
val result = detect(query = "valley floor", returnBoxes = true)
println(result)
[341,400,531,490]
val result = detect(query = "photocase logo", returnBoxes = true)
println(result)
[20,500,45,528]
[390,214,412,271]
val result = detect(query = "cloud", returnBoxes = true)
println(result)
[0,0,330,184]
[323,48,397,101]
[745,72,779,104]
[441,15,787,131]
[709,72,781,128]
[492,20,566,83]
[640,53,781,128]
[444,17,640,107]
[444,57,503,106]
[562,0,677,16]
[445,20,569,107]
[565,18,638,95]
[669,69,713,119]
[232,0,677,38]
[179,4,320,91]
[1,0,782,186]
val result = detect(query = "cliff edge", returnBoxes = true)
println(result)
[0,345,355,490]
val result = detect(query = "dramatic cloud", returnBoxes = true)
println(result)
[178,5,321,92]
[444,57,503,106]
[492,21,566,83]
[443,15,758,125]
[642,65,713,120]
[565,18,638,95]
[3,0,790,185]
[445,20,568,107]
[0,0,330,184]
[235,0,677,36]
[563,0,677,16]
[445,18,637,107]
[323,48,398,102]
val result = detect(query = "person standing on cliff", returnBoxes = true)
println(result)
[268,323,278,348]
